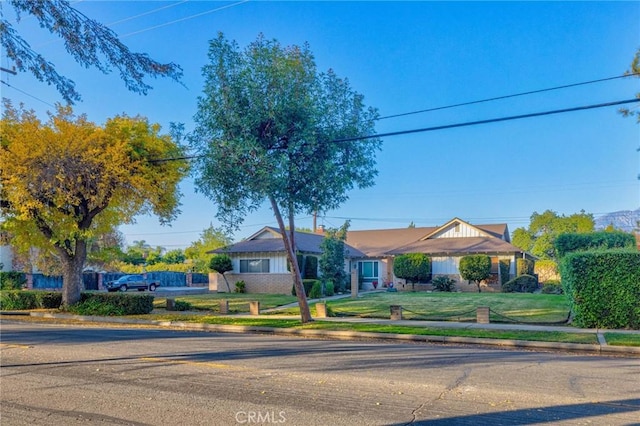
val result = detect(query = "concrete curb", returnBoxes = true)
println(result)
[24,312,640,357]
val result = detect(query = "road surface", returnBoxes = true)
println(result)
[1,320,638,425]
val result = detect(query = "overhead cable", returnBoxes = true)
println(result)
[377,73,640,120]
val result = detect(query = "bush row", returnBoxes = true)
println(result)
[0,291,154,315]
[560,250,640,329]
[0,272,27,290]
[555,231,636,258]
[0,290,61,310]
[502,274,538,293]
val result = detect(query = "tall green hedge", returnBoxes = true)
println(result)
[560,250,640,329]
[0,272,26,290]
[555,231,636,258]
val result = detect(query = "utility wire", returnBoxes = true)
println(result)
[151,98,640,162]
[1,79,56,107]
[377,73,640,120]
[334,98,639,143]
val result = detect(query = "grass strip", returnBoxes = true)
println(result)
[132,314,598,344]
[603,333,640,347]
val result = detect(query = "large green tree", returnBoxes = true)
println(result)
[1,0,182,104]
[184,225,233,273]
[0,102,188,307]
[511,210,594,261]
[192,34,381,323]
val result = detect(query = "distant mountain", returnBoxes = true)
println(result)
[595,208,640,232]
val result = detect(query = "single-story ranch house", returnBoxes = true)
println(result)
[209,218,531,294]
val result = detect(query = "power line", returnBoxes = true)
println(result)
[119,0,250,39]
[0,80,56,107]
[377,73,640,121]
[333,98,639,143]
[152,98,640,162]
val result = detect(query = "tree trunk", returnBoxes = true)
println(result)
[221,272,231,293]
[270,196,312,323]
[59,240,87,308]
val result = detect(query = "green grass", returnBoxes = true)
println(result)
[153,293,297,313]
[122,315,598,344]
[604,333,640,347]
[274,292,570,324]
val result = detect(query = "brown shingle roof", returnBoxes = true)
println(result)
[346,227,437,257]
[387,237,524,256]
[212,227,365,257]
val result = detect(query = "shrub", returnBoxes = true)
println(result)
[393,253,431,291]
[172,300,193,311]
[0,290,61,310]
[309,280,323,299]
[499,260,511,285]
[324,281,335,297]
[432,276,456,292]
[292,279,317,296]
[541,282,563,294]
[555,231,636,258]
[502,274,538,293]
[459,255,491,292]
[234,280,246,293]
[304,256,318,280]
[516,258,534,276]
[77,293,154,315]
[0,272,26,290]
[560,249,640,329]
[68,298,125,316]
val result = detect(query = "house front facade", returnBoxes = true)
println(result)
[211,218,530,294]
[209,227,364,294]
[347,218,528,292]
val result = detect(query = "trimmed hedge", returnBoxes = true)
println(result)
[502,274,538,293]
[0,272,26,290]
[555,231,636,258]
[0,290,61,310]
[560,250,640,329]
[76,293,154,315]
[292,279,318,297]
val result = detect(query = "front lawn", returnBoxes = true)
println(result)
[275,292,571,324]
[153,293,297,313]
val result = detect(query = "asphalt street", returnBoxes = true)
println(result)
[1,320,639,425]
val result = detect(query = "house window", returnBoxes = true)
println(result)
[358,261,379,279]
[239,259,270,273]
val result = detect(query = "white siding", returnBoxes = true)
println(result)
[432,222,484,239]
[231,252,289,273]
[432,256,460,274]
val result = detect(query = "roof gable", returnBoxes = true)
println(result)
[422,218,495,240]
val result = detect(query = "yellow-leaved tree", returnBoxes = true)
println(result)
[0,101,188,307]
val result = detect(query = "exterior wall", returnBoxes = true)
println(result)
[210,272,293,295]
[231,252,289,273]
[431,222,485,239]
[0,245,14,272]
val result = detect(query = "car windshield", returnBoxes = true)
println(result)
[116,276,131,283]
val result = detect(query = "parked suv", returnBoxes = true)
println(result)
[105,275,160,292]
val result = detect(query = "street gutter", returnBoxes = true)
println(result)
[14,311,640,358]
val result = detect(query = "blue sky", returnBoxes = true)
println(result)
[2,1,639,249]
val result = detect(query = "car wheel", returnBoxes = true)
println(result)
[119,284,127,292]
[149,284,157,291]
